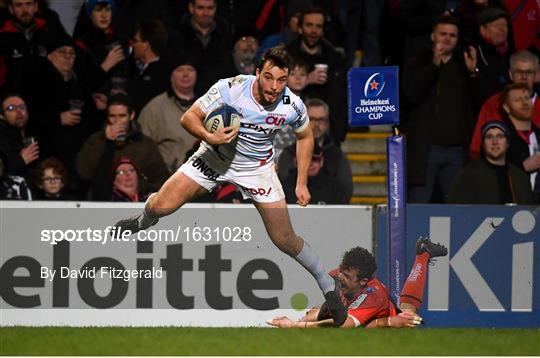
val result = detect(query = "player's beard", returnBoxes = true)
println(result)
[256,79,280,106]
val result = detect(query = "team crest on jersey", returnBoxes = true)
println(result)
[282,95,290,104]
[200,87,222,109]
[349,294,368,309]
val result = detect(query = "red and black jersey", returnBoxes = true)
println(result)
[329,268,397,327]
[345,278,397,327]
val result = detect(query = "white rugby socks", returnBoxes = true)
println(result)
[294,241,335,294]
[137,193,159,229]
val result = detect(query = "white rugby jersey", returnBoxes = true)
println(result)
[195,75,309,170]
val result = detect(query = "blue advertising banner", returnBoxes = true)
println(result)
[376,205,540,327]
[347,66,400,126]
[386,135,407,305]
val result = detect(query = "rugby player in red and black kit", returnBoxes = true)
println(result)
[267,236,447,328]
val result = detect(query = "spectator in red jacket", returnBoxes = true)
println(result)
[469,50,539,159]
[503,0,539,53]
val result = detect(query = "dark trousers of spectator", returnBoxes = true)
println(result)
[409,145,464,203]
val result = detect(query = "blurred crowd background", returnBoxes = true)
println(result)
[0,0,538,205]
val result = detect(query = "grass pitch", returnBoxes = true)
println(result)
[1,327,539,355]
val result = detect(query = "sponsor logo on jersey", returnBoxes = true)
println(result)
[191,157,219,181]
[265,115,286,126]
[349,294,368,309]
[239,185,273,197]
[290,101,302,117]
[282,95,290,104]
[240,122,279,135]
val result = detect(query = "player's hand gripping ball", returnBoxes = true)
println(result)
[203,104,242,133]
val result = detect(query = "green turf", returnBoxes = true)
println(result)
[1,327,539,355]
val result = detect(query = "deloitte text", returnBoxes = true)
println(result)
[0,242,283,310]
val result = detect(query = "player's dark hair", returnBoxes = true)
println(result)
[432,14,461,30]
[340,247,377,281]
[257,44,292,73]
[500,82,531,106]
[136,19,168,56]
[107,93,134,114]
[298,7,326,28]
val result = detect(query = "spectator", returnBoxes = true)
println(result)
[342,0,385,67]
[286,8,347,143]
[169,0,234,95]
[399,0,447,60]
[110,156,148,202]
[33,156,71,200]
[34,0,66,35]
[282,142,349,205]
[126,19,171,115]
[29,31,91,190]
[138,57,198,172]
[255,2,304,60]
[278,98,352,202]
[0,0,67,94]
[287,57,309,98]
[448,120,535,204]
[75,0,129,95]
[73,0,171,42]
[229,34,259,75]
[402,15,473,203]
[456,0,505,41]
[273,58,310,163]
[0,93,38,176]
[470,50,540,160]
[0,151,32,199]
[503,0,539,53]
[464,7,514,113]
[76,93,169,199]
[500,82,540,200]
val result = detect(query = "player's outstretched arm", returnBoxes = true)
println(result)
[266,316,356,328]
[365,312,423,328]
[294,126,314,206]
[180,103,239,145]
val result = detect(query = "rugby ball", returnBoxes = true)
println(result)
[203,104,242,133]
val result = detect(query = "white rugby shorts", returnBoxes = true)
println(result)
[178,146,285,203]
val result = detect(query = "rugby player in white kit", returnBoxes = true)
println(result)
[114,45,347,325]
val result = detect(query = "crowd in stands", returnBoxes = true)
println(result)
[0,0,538,205]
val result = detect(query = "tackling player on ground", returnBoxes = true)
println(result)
[113,45,347,325]
[267,237,448,328]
